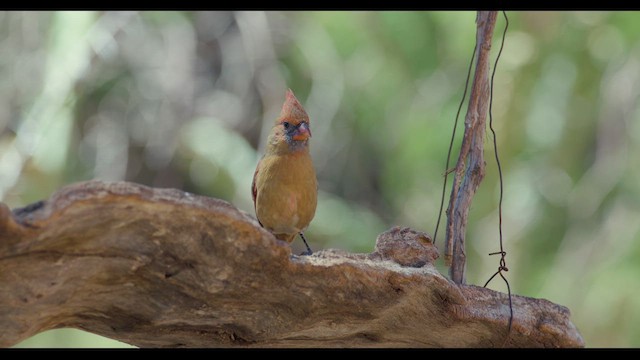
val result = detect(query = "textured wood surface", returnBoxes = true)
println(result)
[445,11,497,284]
[0,181,584,347]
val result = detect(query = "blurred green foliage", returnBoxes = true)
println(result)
[3,11,639,348]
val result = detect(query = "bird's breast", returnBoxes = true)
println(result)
[255,151,317,236]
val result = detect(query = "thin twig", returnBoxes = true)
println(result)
[433,46,477,246]
[445,11,498,284]
[483,10,512,348]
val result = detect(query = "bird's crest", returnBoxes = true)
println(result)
[277,89,309,125]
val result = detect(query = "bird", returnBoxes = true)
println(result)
[251,89,317,255]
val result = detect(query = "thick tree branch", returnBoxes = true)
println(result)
[445,11,497,284]
[0,180,583,347]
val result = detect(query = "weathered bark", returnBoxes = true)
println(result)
[0,181,583,348]
[445,11,497,284]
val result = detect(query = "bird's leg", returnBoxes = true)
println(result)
[298,232,313,256]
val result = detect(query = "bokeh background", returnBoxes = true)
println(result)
[2,11,638,348]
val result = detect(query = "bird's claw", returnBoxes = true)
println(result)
[299,250,313,256]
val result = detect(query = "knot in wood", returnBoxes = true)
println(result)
[371,226,439,267]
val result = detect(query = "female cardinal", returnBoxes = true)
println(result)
[251,89,317,255]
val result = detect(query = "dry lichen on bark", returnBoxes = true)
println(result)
[0,180,583,347]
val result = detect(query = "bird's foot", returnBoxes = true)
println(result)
[299,249,313,256]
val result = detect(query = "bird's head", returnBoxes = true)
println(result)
[268,90,311,151]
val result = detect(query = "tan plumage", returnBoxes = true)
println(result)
[252,90,318,247]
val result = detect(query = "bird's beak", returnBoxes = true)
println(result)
[292,122,311,141]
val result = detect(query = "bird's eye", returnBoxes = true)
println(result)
[283,122,290,129]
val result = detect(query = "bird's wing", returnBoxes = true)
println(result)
[251,158,260,212]
[251,159,264,228]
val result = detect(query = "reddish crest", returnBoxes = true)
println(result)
[278,89,309,125]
